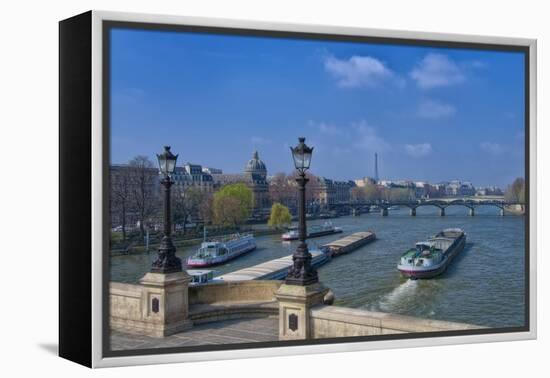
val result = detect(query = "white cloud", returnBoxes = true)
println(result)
[480,142,504,155]
[417,99,456,119]
[324,54,397,88]
[410,53,465,89]
[352,120,390,151]
[308,120,346,136]
[405,143,432,157]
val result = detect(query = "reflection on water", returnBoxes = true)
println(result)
[110,206,525,328]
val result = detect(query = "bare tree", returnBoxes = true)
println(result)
[350,186,367,202]
[270,171,321,209]
[110,166,132,240]
[199,193,214,224]
[301,171,321,204]
[128,156,158,238]
[269,172,296,208]
[172,185,207,235]
[350,183,382,202]
[505,177,525,203]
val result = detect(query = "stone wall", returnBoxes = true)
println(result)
[110,272,192,337]
[110,282,144,324]
[188,280,282,305]
[111,279,481,339]
[188,280,281,325]
[309,305,482,338]
[110,280,283,336]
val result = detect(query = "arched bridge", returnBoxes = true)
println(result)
[329,199,524,216]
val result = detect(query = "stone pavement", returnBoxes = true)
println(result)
[110,316,278,351]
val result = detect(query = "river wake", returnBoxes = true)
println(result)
[378,279,418,312]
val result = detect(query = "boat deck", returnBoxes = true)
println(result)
[216,250,326,281]
[215,231,375,281]
[323,231,376,256]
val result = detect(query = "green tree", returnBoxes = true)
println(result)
[212,183,254,227]
[518,185,525,204]
[268,203,292,229]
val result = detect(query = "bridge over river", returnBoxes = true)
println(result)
[329,198,524,216]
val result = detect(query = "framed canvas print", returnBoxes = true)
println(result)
[59,10,537,368]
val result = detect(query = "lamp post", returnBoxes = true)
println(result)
[151,146,182,273]
[286,137,318,286]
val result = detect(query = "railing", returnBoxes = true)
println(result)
[309,305,483,338]
[329,199,523,210]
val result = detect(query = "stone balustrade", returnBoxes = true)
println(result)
[309,305,482,338]
[111,278,482,340]
[110,279,283,336]
[188,280,282,324]
[188,280,282,305]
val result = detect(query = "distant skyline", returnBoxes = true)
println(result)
[110,28,525,187]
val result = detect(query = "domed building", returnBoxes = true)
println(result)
[243,151,270,211]
[245,151,267,177]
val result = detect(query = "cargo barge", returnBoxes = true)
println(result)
[397,228,466,279]
[323,231,376,257]
[216,246,330,281]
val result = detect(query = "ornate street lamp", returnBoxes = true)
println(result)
[286,137,318,285]
[151,146,182,273]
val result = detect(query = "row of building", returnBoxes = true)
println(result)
[111,150,502,222]
[355,177,503,199]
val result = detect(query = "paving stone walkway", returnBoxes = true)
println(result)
[110,316,278,351]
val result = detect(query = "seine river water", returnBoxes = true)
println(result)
[110,206,525,328]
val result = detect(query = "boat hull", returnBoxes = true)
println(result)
[281,234,298,241]
[397,234,466,279]
[186,245,256,268]
[281,228,343,241]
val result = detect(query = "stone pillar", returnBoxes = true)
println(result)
[275,283,329,341]
[410,208,416,216]
[139,271,193,337]
[469,208,475,216]
[500,208,505,216]
[381,208,388,216]
[439,207,445,217]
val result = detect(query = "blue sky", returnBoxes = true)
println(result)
[110,28,525,188]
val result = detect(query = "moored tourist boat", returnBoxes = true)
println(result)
[397,228,466,279]
[186,233,256,267]
[281,221,343,241]
[187,269,216,285]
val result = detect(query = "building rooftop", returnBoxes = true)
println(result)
[245,151,267,174]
